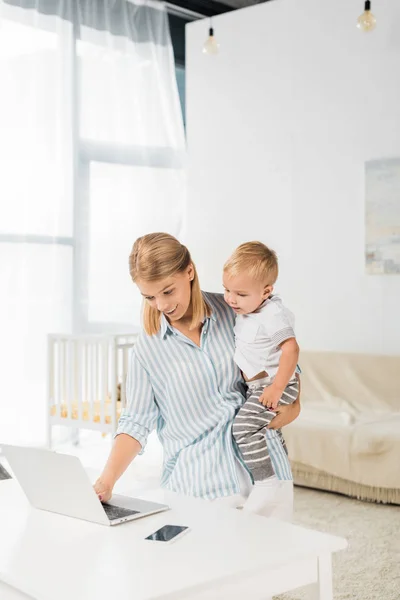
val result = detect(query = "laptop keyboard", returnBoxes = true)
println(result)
[102,503,140,521]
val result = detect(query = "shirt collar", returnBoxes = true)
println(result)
[258,294,277,312]
[160,306,216,339]
[160,313,172,339]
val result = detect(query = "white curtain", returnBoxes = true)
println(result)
[0,0,185,445]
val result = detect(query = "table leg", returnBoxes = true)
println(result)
[311,553,333,600]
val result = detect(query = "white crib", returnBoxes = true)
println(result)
[46,333,138,448]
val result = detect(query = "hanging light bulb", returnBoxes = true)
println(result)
[357,0,376,32]
[203,19,219,55]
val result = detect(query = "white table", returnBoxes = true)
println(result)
[0,479,347,600]
[0,581,35,600]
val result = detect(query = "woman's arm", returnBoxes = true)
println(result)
[94,434,141,502]
[94,347,159,502]
[267,374,301,430]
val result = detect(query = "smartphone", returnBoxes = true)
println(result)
[145,524,190,543]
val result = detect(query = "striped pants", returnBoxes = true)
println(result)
[233,377,299,481]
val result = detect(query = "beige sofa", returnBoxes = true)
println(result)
[284,351,400,504]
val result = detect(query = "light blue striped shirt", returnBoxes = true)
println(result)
[117,292,292,500]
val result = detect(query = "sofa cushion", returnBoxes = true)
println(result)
[298,351,400,414]
[285,409,400,490]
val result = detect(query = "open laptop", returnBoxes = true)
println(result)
[1,444,169,526]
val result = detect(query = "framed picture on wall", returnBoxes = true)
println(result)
[365,158,400,274]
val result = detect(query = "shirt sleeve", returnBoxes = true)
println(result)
[115,347,159,453]
[264,309,296,349]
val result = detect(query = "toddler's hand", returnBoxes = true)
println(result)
[259,385,281,410]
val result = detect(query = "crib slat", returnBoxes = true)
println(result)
[100,340,107,427]
[57,338,63,417]
[110,338,118,434]
[88,342,93,422]
[76,340,82,422]
[67,340,73,421]
[84,342,89,421]
[46,337,54,448]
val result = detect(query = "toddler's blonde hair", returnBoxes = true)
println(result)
[223,241,278,285]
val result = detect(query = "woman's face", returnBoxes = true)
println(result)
[137,265,194,324]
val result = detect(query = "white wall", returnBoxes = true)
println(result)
[185,0,400,354]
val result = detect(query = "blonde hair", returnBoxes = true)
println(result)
[223,241,278,285]
[129,232,211,336]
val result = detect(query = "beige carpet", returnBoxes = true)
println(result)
[277,486,400,600]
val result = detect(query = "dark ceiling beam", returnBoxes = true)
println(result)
[166,0,235,18]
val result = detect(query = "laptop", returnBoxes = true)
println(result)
[1,444,169,526]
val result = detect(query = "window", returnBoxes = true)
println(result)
[175,65,186,127]
[0,2,185,443]
[74,32,186,332]
[169,13,189,128]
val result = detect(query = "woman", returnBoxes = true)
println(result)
[94,233,300,518]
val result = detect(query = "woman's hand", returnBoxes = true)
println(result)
[93,476,114,503]
[267,375,301,430]
[93,434,142,502]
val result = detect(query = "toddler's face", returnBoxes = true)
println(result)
[223,272,272,315]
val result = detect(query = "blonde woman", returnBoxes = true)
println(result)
[94,233,300,519]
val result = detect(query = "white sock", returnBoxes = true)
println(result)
[243,476,279,515]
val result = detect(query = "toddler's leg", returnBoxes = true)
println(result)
[238,379,298,518]
[250,480,294,521]
[232,386,276,481]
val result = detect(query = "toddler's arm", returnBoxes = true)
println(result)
[260,338,299,409]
